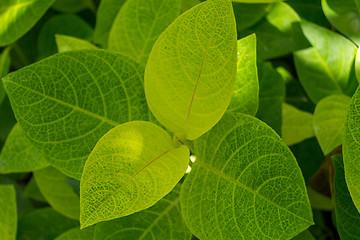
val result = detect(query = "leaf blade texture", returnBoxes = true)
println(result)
[3,49,151,179]
[145,0,237,140]
[0,185,17,240]
[0,0,56,46]
[109,0,181,66]
[80,121,189,228]
[55,35,98,53]
[93,185,191,240]
[181,113,313,240]
[227,34,259,116]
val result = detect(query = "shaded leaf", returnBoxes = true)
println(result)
[52,0,95,13]
[233,3,271,32]
[55,35,97,53]
[292,230,315,240]
[0,185,17,240]
[288,0,328,26]
[80,121,189,228]
[145,0,237,140]
[3,50,150,179]
[23,177,47,203]
[181,113,313,240]
[56,226,95,240]
[307,187,332,211]
[232,0,285,2]
[0,47,11,105]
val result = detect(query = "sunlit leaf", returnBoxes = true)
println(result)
[0,185,17,240]
[80,121,189,228]
[232,0,285,3]
[145,0,237,140]
[181,113,313,240]
[3,50,151,179]
[0,47,11,105]
[55,35,97,53]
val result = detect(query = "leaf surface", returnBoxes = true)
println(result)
[181,113,313,240]
[23,177,47,202]
[0,185,17,240]
[55,35,97,53]
[232,0,285,2]
[227,34,258,116]
[356,48,360,82]
[145,0,237,140]
[80,121,189,228]
[292,230,315,240]
[0,124,49,173]
[313,95,350,155]
[52,0,94,13]
[0,0,55,46]
[56,227,95,240]
[288,0,328,26]
[3,49,151,179]
[34,167,80,220]
[93,185,191,240]
[109,0,181,66]
[0,47,11,105]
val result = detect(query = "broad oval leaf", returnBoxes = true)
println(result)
[313,95,350,155]
[93,185,191,240]
[3,49,151,179]
[0,124,49,173]
[344,86,360,212]
[34,167,80,220]
[0,47,11,105]
[0,185,17,240]
[109,0,181,66]
[145,0,237,140]
[227,34,259,115]
[56,227,95,240]
[55,35,97,53]
[0,0,56,46]
[181,113,313,240]
[80,121,189,228]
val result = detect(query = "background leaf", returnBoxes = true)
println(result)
[292,230,315,240]
[288,0,328,26]
[55,35,97,53]
[145,0,237,140]
[52,0,95,13]
[232,2,271,32]
[56,226,95,240]
[181,113,313,240]
[0,185,17,240]
[3,50,151,179]
[109,0,181,66]
[23,177,47,203]
[0,0,56,46]
[0,47,11,105]
[80,121,189,228]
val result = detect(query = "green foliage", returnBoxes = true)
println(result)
[0,47,11,105]
[0,185,17,240]
[55,35,97,53]
[145,0,237,141]
[52,0,95,13]
[181,113,313,240]
[56,226,95,240]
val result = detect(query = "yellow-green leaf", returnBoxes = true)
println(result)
[80,121,189,228]
[0,185,17,240]
[232,0,285,2]
[55,35,97,53]
[145,0,237,140]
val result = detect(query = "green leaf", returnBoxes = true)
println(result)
[322,0,360,45]
[313,95,351,155]
[282,103,314,146]
[145,0,237,141]
[3,49,151,179]
[80,121,189,228]
[93,185,191,240]
[227,34,258,115]
[37,14,94,58]
[289,0,328,27]
[181,0,200,13]
[0,185,17,240]
[93,0,127,47]
[344,86,360,213]
[256,62,285,135]
[0,0,56,46]
[17,208,78,240]
[239,2,300,60]
[52,0,95,13]
[333,155,360,240]
[23,177,47,202]
[0,47,11,105]
[232,0,285,3]
[55,35,97,53]
[109,0,181,66]
[34,167,80,220]
[181,113,313,240]
[307,187,332,211]
[356,48,360,82]
[0,124,49,173]
[233,3,271,32]
[0,98,16,147]
[294,20,358,103]
[292,230,315,240]
[56,227,95,240]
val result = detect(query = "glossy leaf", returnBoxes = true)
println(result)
[322,0,360,45]
[34,167,80,220]
[344,86,360,213]
[282,103,314,146]
[145,0,237,140]
[0,124,49,173]
[17,208,78,240]
[55,35,97,53]
[227,34,258,116]
[37,14,94,58]
[109,0,181,66]
[93,0,126,47]
[313,95,351,155]
[0,185,17,240]
[181,113,313,240]
[0,47,11,105]
[93,185,191,240]
[333,155,360,240]
[294,21,358,103]
[3,50,151,179]
[80,121,189,228]
[0,0,56,46]
[56,227,95,240]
